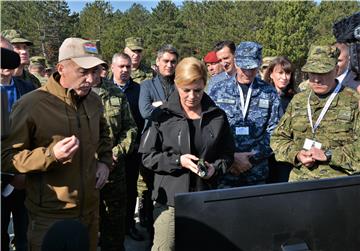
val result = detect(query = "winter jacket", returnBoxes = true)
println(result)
[1,72,112,218]
[139,90,235,206]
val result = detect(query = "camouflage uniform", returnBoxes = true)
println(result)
[271,87,360,181]
[29,56,48,86]
[1,29,41,89]
[206,71,230,94]
[297,79,310,92]
[132,63,153,84]
[271,45,360,182]
[92,78,138,251]
[210,76,281,187]
[209,42,281,188]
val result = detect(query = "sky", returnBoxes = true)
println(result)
[66,0,184,13]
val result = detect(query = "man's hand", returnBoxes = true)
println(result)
[296,150,315,167]
[95,162,110,189]
[52,135,79,163]
[309,147,327,162]
[229,152,253,176]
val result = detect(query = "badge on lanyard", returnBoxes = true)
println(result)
[303,138,322,150]
[236,126,249,135]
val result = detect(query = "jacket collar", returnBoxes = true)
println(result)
[41,72,80,108]
[163,88,218,118]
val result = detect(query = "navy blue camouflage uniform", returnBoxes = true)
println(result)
[209,75,281,187]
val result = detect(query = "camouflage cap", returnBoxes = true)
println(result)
[235,41,262,69]
[261,56,277,70]
[125,37,144,51]
[30,56,47,68]
[1,29,33,46]
[302,45,340,74]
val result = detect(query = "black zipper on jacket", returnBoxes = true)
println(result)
[39,175,43,206]
[78,106,84,218]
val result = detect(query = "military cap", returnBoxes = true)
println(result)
[125,37,144,51]
[235,41,262,69]
[302,45,340,74]
[30,56,47,68]
[1,29,33,46]
[58,37,105,69]
[203,51,220,63]
[261,56,277,70]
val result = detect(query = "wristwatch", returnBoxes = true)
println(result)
[324,149,332,162]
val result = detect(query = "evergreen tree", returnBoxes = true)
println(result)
[256,1,316,69]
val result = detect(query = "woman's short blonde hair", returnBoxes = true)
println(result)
[174,57,207,87]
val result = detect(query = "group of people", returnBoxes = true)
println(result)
[1,25,360,251]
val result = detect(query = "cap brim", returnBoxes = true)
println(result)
[128,46,143,51]
[11,38,33,46]
[235,59,260,69]
[1,47,21,69]
[71,56,105,69]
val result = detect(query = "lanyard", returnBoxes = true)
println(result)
[237,82,253,120]
[307,83,341,134]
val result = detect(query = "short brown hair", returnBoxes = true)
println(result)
[174,57,207,87]
[264,56,296,96]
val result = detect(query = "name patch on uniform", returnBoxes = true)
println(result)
[236,126,249,135]
[110,97,121,106]
[217,98,236,104]
[303,138,322,150]
[337,110,351,121]
[258,99,269,109]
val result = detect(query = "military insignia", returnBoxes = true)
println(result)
[258,99,269,109]
[217,98,236,104]
[83,43,98,54]
[337,110,352,121]
[109,97,121,106]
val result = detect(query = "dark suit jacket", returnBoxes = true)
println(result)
[139,75,175,130]
[342,70,360,90]
[1,77,35,189]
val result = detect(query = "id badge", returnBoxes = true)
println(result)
[236,126,249,135]
[303,138,322,150]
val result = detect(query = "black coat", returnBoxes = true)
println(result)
[139,89,235,206]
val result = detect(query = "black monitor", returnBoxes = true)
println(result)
[175,176,360,251]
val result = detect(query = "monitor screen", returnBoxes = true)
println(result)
[175,176,360,251]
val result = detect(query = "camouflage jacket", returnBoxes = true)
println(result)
[209,76,281,186]
[206,71,230,94]
[32,72,48,86]
[270,86,360,181]
[131,63,153,84]
[93,78,138,160]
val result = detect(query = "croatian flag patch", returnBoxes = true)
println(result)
[83,43,98,54]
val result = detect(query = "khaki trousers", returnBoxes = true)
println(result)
[27,209,99,251]
[151,203,175,251]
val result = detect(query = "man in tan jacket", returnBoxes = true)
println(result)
[2,37,113,251]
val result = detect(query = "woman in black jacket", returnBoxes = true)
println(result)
[139,57,235,251]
